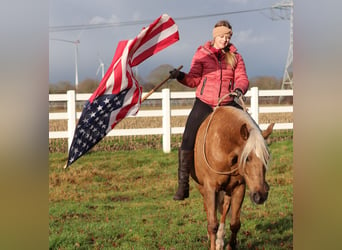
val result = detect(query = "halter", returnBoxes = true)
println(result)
[202,93,247,175]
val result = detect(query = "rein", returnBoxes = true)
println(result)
[219,92,247,112]
[202,93,247,175]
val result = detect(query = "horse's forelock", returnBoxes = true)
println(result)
[239,116,270,170]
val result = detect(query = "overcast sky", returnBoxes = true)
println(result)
[49,0,292,84]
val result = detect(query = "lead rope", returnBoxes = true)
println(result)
[202,92,247,175]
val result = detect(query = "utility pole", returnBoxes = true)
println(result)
[271,0,293,90]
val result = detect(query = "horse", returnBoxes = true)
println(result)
[190,106,274,250]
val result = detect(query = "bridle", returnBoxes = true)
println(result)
[202,92,247,175]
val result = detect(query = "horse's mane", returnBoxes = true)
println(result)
[238,111,270,170]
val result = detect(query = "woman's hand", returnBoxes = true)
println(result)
[169,68,180,79]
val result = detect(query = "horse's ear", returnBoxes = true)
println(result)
[262,123,275,139]
[240,123,249,140]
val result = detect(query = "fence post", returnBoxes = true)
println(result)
[162,88,171,153]
[250,87,259,124]
[67,90,76,150]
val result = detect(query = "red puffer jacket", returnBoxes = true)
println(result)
[179,41,249,107]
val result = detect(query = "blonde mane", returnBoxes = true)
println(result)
[238,112,270,170]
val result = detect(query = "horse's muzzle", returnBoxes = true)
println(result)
[250,182,270,204]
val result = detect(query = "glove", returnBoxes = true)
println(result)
[169,68,180,79]
[234,88,243,97]
[233,89,246,103]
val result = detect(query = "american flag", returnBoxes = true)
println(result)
[65,14,179,168]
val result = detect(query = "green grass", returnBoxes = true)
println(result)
[49,138,293,249]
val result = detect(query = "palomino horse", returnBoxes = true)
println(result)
[191,106,274,250]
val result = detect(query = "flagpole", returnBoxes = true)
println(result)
[141,65,183,103]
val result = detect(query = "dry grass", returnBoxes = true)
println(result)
[49,113,292,131]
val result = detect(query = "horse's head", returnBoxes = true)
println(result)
[238,122,274,205]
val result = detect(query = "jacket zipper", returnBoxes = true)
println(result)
[200,77,207,95]
[218,60,223,99]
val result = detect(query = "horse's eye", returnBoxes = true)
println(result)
[232,155,238,165]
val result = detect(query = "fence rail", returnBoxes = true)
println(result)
[49,87,293,152]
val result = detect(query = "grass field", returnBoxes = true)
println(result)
[49,132,293,249]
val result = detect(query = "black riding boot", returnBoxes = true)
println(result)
[173,148,194,200]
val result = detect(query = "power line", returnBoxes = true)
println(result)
[50,38,80,44]
[49,7,272,33]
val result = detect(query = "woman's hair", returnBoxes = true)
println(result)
[214,20,237,69]
[214,20,232,30]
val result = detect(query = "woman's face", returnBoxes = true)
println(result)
[213,30,232,49]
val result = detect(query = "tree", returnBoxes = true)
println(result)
[249,76,282,90]
[49,81,74,94]
[143,64,192,92]
[77,78,99,93]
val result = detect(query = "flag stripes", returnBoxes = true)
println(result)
[65,14,179,168]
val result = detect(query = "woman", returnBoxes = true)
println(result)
[170,20,249,200]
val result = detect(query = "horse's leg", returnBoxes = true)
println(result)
[227,184,245,250]
[198,185,211,241]
[216,192,231,250]
[203,185,219,250]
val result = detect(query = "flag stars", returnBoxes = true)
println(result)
[69,157,74,163]
[97,105,103,111]
[104,98,110,104]
[67,87,133,166]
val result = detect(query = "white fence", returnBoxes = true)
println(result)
[49,87,293,152]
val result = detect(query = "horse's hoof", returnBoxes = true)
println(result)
[215,239,224,250]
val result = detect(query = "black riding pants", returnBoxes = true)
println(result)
[181,98,242,151]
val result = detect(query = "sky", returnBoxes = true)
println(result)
[49,0,292,84]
